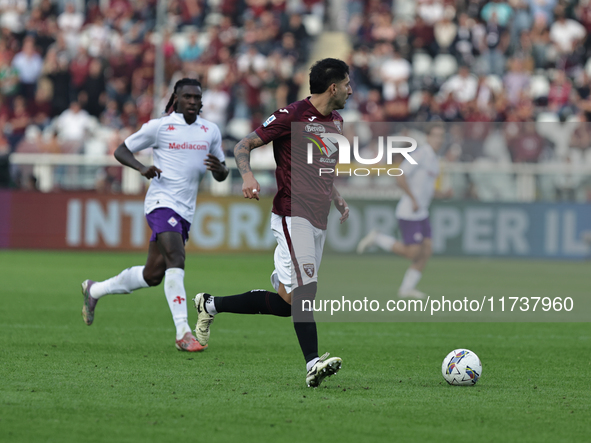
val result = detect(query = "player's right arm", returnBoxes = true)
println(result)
[114,143,162,179]
[116,119,162,179]
[234,131,265,200]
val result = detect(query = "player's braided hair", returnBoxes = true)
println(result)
[164,78,202,114]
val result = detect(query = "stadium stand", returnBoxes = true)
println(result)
[0,0,590,200]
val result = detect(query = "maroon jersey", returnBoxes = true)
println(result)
[255,97,343,229]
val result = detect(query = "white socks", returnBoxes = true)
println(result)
[205,296,218,315]
[164,268,191,340]
[399,268,422,293]
[374,232,397,252]
[90,266,149,299]
[307,357,320,372]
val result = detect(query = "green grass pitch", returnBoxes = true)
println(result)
[0,250,589,443]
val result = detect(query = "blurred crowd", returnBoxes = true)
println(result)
[0,0,590,194]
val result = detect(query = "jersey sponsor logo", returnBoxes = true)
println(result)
[304,122,325,134]
[303,263,315,278]
[319,157,337,164]
[263,115,276,127]
[279,109,289,113]
[167,125,176,131]
[308,116,317,122]
[200,125,209,132]
[168,141,209,150]
[305,133,337,157]
[168,216,179,227]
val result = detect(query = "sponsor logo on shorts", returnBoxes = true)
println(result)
[303,263,315,278]
[168,142,209,150]
[168,217,178,227]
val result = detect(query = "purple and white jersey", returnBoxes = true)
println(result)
[396,143,439,221]
[124,112,224,223]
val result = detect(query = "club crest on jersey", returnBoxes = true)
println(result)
[263,115,276,127]
[303,264,315,278]
[333,120,342,133]
[304,122,325,134]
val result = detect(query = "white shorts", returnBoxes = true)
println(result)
[270,213,327,294]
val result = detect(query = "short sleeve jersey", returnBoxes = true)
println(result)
[396,143,440,221]
[255,98,343,230]
[124,112,224,223]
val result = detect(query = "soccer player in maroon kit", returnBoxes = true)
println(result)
[193,58,352,387]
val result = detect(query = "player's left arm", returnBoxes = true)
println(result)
[205,155,229,182]
[331,185,349,224]
[205,126,229,182]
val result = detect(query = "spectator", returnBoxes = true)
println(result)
[46,53,72,116]
[410,15,436,57]
[528,0,557,25]
[379,45,411,100]
[80,58,106,118]
[57,3,84,54]
[503,58,531,106]
[547,70,573,114]
[5,96,29,151]
[439,65,478,103]
[180,31,203,62]
[451,13,476,65]
[202,81,231,133]
[0,54,19,99]
[434,13,457,53]
[481,0,513,27]
[417,0,445,26]
[507,123,548,162]
[0,0,26,33]
[54,101,94,149]
[550,8,586,54]
[11,36,44,101]
[69,46,91,95]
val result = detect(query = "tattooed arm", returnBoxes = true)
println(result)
[234,131,266,200]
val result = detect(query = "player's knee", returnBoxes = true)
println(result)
[144,275,162,287]
[278,283,292,305]
[408,245,422,261]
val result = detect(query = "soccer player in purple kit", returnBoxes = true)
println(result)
[192,59,352,387]
[81,78,229,352]
[357,123,447,298]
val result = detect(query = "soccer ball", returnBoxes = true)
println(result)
[442,349,482,386]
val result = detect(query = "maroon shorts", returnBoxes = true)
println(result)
[146,208,191,244]
[398,217,431,245]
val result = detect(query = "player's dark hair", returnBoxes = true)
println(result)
[309,58,349,94]
[164,78,202,114]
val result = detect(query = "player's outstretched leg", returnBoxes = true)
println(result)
[81,266,150,325]
[357,229,397,254]
[81,280,97,325]
[306,353,343,388]
[193,290,291,346]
